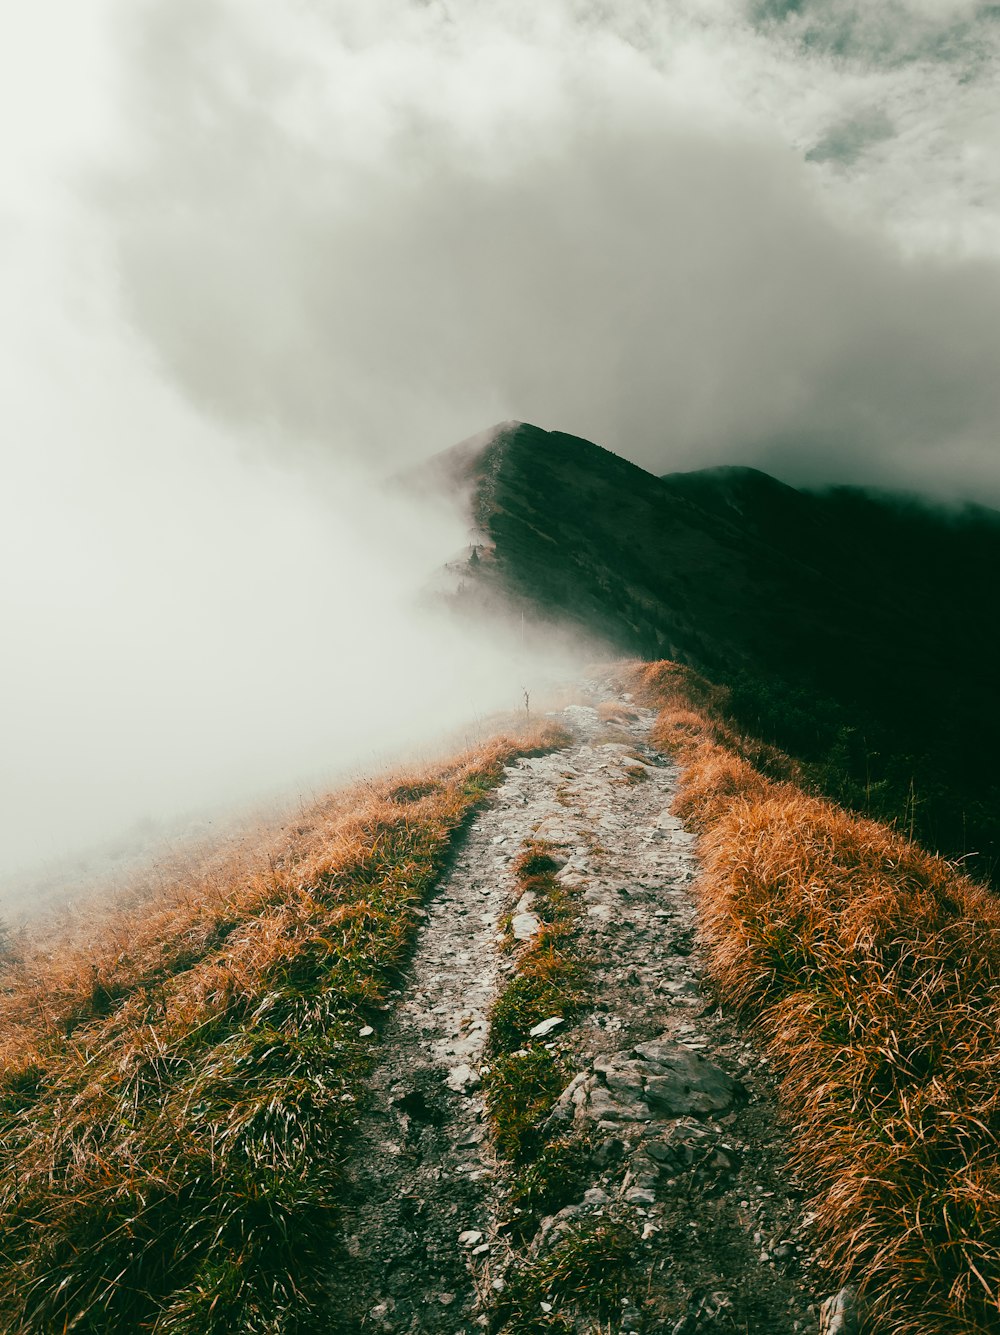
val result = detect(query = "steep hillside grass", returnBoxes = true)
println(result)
[0,722,569,1335]
[626,660,1000,1335]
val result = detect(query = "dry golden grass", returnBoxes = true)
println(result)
[0,719,570,1335]
[622,658,1000,1335]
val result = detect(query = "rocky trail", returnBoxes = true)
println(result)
[326,685,836,1334]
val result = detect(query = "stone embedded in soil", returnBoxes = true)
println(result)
[511,910,541,939]
[635,1041,744,1114]
[595,1052,647,1100]
[819,1287,859,1335]
[588,1083,655,1123]
[567,1042,743,1127]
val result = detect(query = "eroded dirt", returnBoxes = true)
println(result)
[326,685,826,1334]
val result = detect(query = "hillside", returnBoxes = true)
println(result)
[3,668,998,1334]
[431,422,1000,882]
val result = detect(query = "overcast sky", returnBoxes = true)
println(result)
[2,0,999,883]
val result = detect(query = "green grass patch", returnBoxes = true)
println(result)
[484,835,612,1331]
[485,1048,569,1160]
[487,971,578,1053]
[493,1217,641,1333]
[484,838,587,1157]
[507,1135,595,1234]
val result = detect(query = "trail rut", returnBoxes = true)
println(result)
[326,686,824,1334]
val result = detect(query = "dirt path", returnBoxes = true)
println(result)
[326,685,826,1334]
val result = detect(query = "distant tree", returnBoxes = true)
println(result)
[469,545,480,566]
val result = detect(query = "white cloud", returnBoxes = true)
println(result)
[93,0,1000,493]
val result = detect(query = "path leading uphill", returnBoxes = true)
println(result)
[326,685,829,1334]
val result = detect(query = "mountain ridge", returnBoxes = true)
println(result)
[428,420,1000,880]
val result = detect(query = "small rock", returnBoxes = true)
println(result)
[438,1292,456,1306]
[644,1139,675,1164]
[511,911,541,940]
[557,867,586,886]
[587,1083,654,1123]
[583,1187,610,1206]
[592,1136,625,1168]
[446,1064,481,1093]
[528,1016,564,1038]
[819,1287,858,1335]
[540,1071,591,1132]
[593,1053,646,1101]
[458,1229,484,1248]
[624,1186,657,1205]
[358,1025,375,1037]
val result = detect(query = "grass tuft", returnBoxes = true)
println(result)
[487,1048,569,1161]
[506,1135,595,1226]
[494,1217,640,1333]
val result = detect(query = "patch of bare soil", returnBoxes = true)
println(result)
[325,685,829,1334]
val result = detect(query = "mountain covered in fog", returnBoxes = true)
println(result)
[428,421,1000,882]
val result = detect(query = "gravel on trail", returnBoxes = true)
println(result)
[325,685,830,1335]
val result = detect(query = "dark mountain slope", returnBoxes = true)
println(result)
[429,421,1000,881]
[437,425,879,677]
[668,465,1000,708]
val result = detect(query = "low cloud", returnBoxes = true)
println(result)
[96,0,1000,499]
[748,0,998,68]
[805,107,895,167]
[0,276,581,888]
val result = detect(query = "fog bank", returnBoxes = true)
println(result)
[99,0,1000,502]
[0,286,582,889]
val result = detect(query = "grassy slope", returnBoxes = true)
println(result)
[625,660,1000,1335]
[0,722,569,1335]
